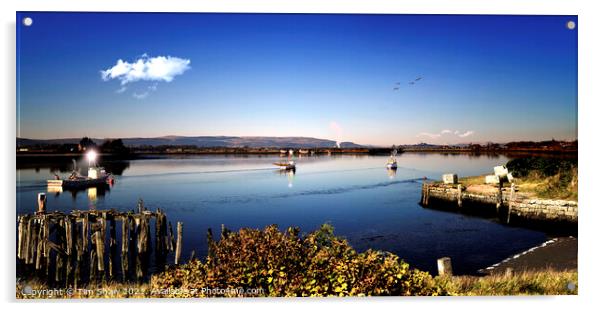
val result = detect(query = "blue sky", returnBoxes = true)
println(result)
[16,13,577,146]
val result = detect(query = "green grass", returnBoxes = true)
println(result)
[435,269,577,296]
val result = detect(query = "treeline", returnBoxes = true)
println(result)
[402,140,577,153]
[17,137,130,155]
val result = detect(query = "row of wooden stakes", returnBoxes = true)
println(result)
[17,201,183,286]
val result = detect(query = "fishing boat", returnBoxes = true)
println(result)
[273,160,296,170]
[48,167,114,190]
[47,151,114,190]
[386,149,398,170]
[386,156,398,170]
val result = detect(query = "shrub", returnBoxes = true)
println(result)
[151,224,442,297]
[506,157,577,200]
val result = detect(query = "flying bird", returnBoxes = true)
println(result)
[408,76,423,86]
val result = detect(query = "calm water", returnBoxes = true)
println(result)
[17,153,549,275]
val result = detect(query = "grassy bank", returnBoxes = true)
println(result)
[436,269,577,296]
[16,224,577,298]
[454,157,577,201]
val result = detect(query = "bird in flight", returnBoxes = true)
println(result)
[408,76,423,86]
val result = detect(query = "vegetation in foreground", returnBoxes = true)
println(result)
[17,224,577,298]
[436,269,577,296]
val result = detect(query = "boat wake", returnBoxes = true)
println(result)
[271,178,424,199]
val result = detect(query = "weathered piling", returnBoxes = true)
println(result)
[457,184,463,207]
[17,207,180,286]
[175,222,183,265]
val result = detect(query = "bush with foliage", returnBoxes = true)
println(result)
[506,157,576,178]
[506,157,577,200]
[151,224,442,297]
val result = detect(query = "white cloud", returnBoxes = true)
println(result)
[458,130,475,138]
[101,55,191,85]
[133,92,149,99]
[417,129,475,140]
[116,86,127,94]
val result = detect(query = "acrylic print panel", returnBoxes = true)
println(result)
[16,12,577,298]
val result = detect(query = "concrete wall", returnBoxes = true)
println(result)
[509,198,577,222]
[421,183,577,223]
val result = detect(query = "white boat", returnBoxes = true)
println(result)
[273,160,296,170]
[386,156,398,170]
[48,167,114,190]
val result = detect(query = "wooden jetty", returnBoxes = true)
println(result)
[17,196,183,286]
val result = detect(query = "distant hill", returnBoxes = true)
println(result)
[17,136,365,149]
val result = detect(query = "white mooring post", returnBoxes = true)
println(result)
[437,257,453,276]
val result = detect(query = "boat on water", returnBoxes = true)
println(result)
[48,166,114,190]
[47,151,114,190]
[386,148,398,170]
[386,157,398,170]
[299,149,309,155]
[273,160,296,170]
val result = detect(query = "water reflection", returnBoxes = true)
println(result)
[386,168,397,179]
[275,169,296,188]
[46,183,111,206]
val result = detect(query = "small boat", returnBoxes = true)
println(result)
[48,167,114,190]
[273,160,296,170]
[299,149,309,155]
[280,149,288,154]
[386,156,398,170]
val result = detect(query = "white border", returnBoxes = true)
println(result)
[2,1,601,310]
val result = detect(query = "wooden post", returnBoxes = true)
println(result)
[437,257,453,276]
[35,221,43,271]
[65,216,74,284]
[220,224,228,240]
[43,216,50,278]
[37,193,47,214]
[55,218,65,283]
[155,209,163,257]
[175,222,183,265]
[17,216,24,260]
[90,230,97,282]
[109,215,117,278]
[82,214,89,254]
[24,217,33,264]
[457,184,463,208]
[505,267,514,278]
[168,222,175,252]
[95,228,105,274]
[121,216,130,281]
